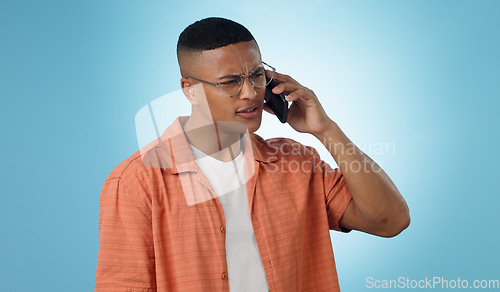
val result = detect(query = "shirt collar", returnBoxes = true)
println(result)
[139,116,278,175]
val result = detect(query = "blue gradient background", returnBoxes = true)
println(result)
[1,1,498,291]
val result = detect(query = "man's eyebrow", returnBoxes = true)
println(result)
[216,64,263,80]
[217,72,240,79]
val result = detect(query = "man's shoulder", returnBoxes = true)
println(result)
[104,150,151,182]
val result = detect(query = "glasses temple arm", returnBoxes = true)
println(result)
[186,76,219,87]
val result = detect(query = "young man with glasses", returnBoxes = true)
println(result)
[95,17,410,292]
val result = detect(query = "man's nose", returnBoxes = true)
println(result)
[238,76,257,100]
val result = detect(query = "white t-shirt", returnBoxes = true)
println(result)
[190,142,269,292]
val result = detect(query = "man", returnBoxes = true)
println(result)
[95,17,410,291]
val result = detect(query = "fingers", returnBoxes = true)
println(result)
[269,71,302,93]
[272,80,305,97]
[266,70,296,85]
[265,70,275,79]
[267,70,314,103]
[265,70,285,83]
[285,87,309,102]
[271,71,294,84]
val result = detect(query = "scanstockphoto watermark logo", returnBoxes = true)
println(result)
[134,85,400,206]
[135,85,256,206]
[259,139,396,175]
[366,276,500,289]
[357,138,396,157]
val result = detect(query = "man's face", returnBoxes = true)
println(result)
[183,41,266,133]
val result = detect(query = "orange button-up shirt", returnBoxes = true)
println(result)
[95,117,352,291]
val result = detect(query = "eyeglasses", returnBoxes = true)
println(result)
[186,62,276,97]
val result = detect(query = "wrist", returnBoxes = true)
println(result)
[312,119,338,142]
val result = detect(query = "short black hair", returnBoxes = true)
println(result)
[177,17,256,55]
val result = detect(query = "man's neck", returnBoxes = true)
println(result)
[182,117,243,162]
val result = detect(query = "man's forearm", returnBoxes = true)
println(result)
[314,121,410,236]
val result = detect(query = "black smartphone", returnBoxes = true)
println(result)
[265,77,289,123]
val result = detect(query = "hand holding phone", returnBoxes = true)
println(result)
[265,77,289,123]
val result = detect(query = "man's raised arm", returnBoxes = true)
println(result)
[264,70,410,237]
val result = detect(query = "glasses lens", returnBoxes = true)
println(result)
[249,65,266,88]
[253,63,274,88]
[219,75,242,96]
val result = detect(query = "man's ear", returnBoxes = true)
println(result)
[181,77,199,105]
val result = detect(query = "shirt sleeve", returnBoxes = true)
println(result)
[319,161,353,232]
[95,176,157,292]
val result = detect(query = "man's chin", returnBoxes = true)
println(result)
[246,118,262,133]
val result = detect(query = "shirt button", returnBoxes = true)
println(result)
[221,272,228,280]
[220,225,225,233]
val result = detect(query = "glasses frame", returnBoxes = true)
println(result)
[186,61,276,97]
